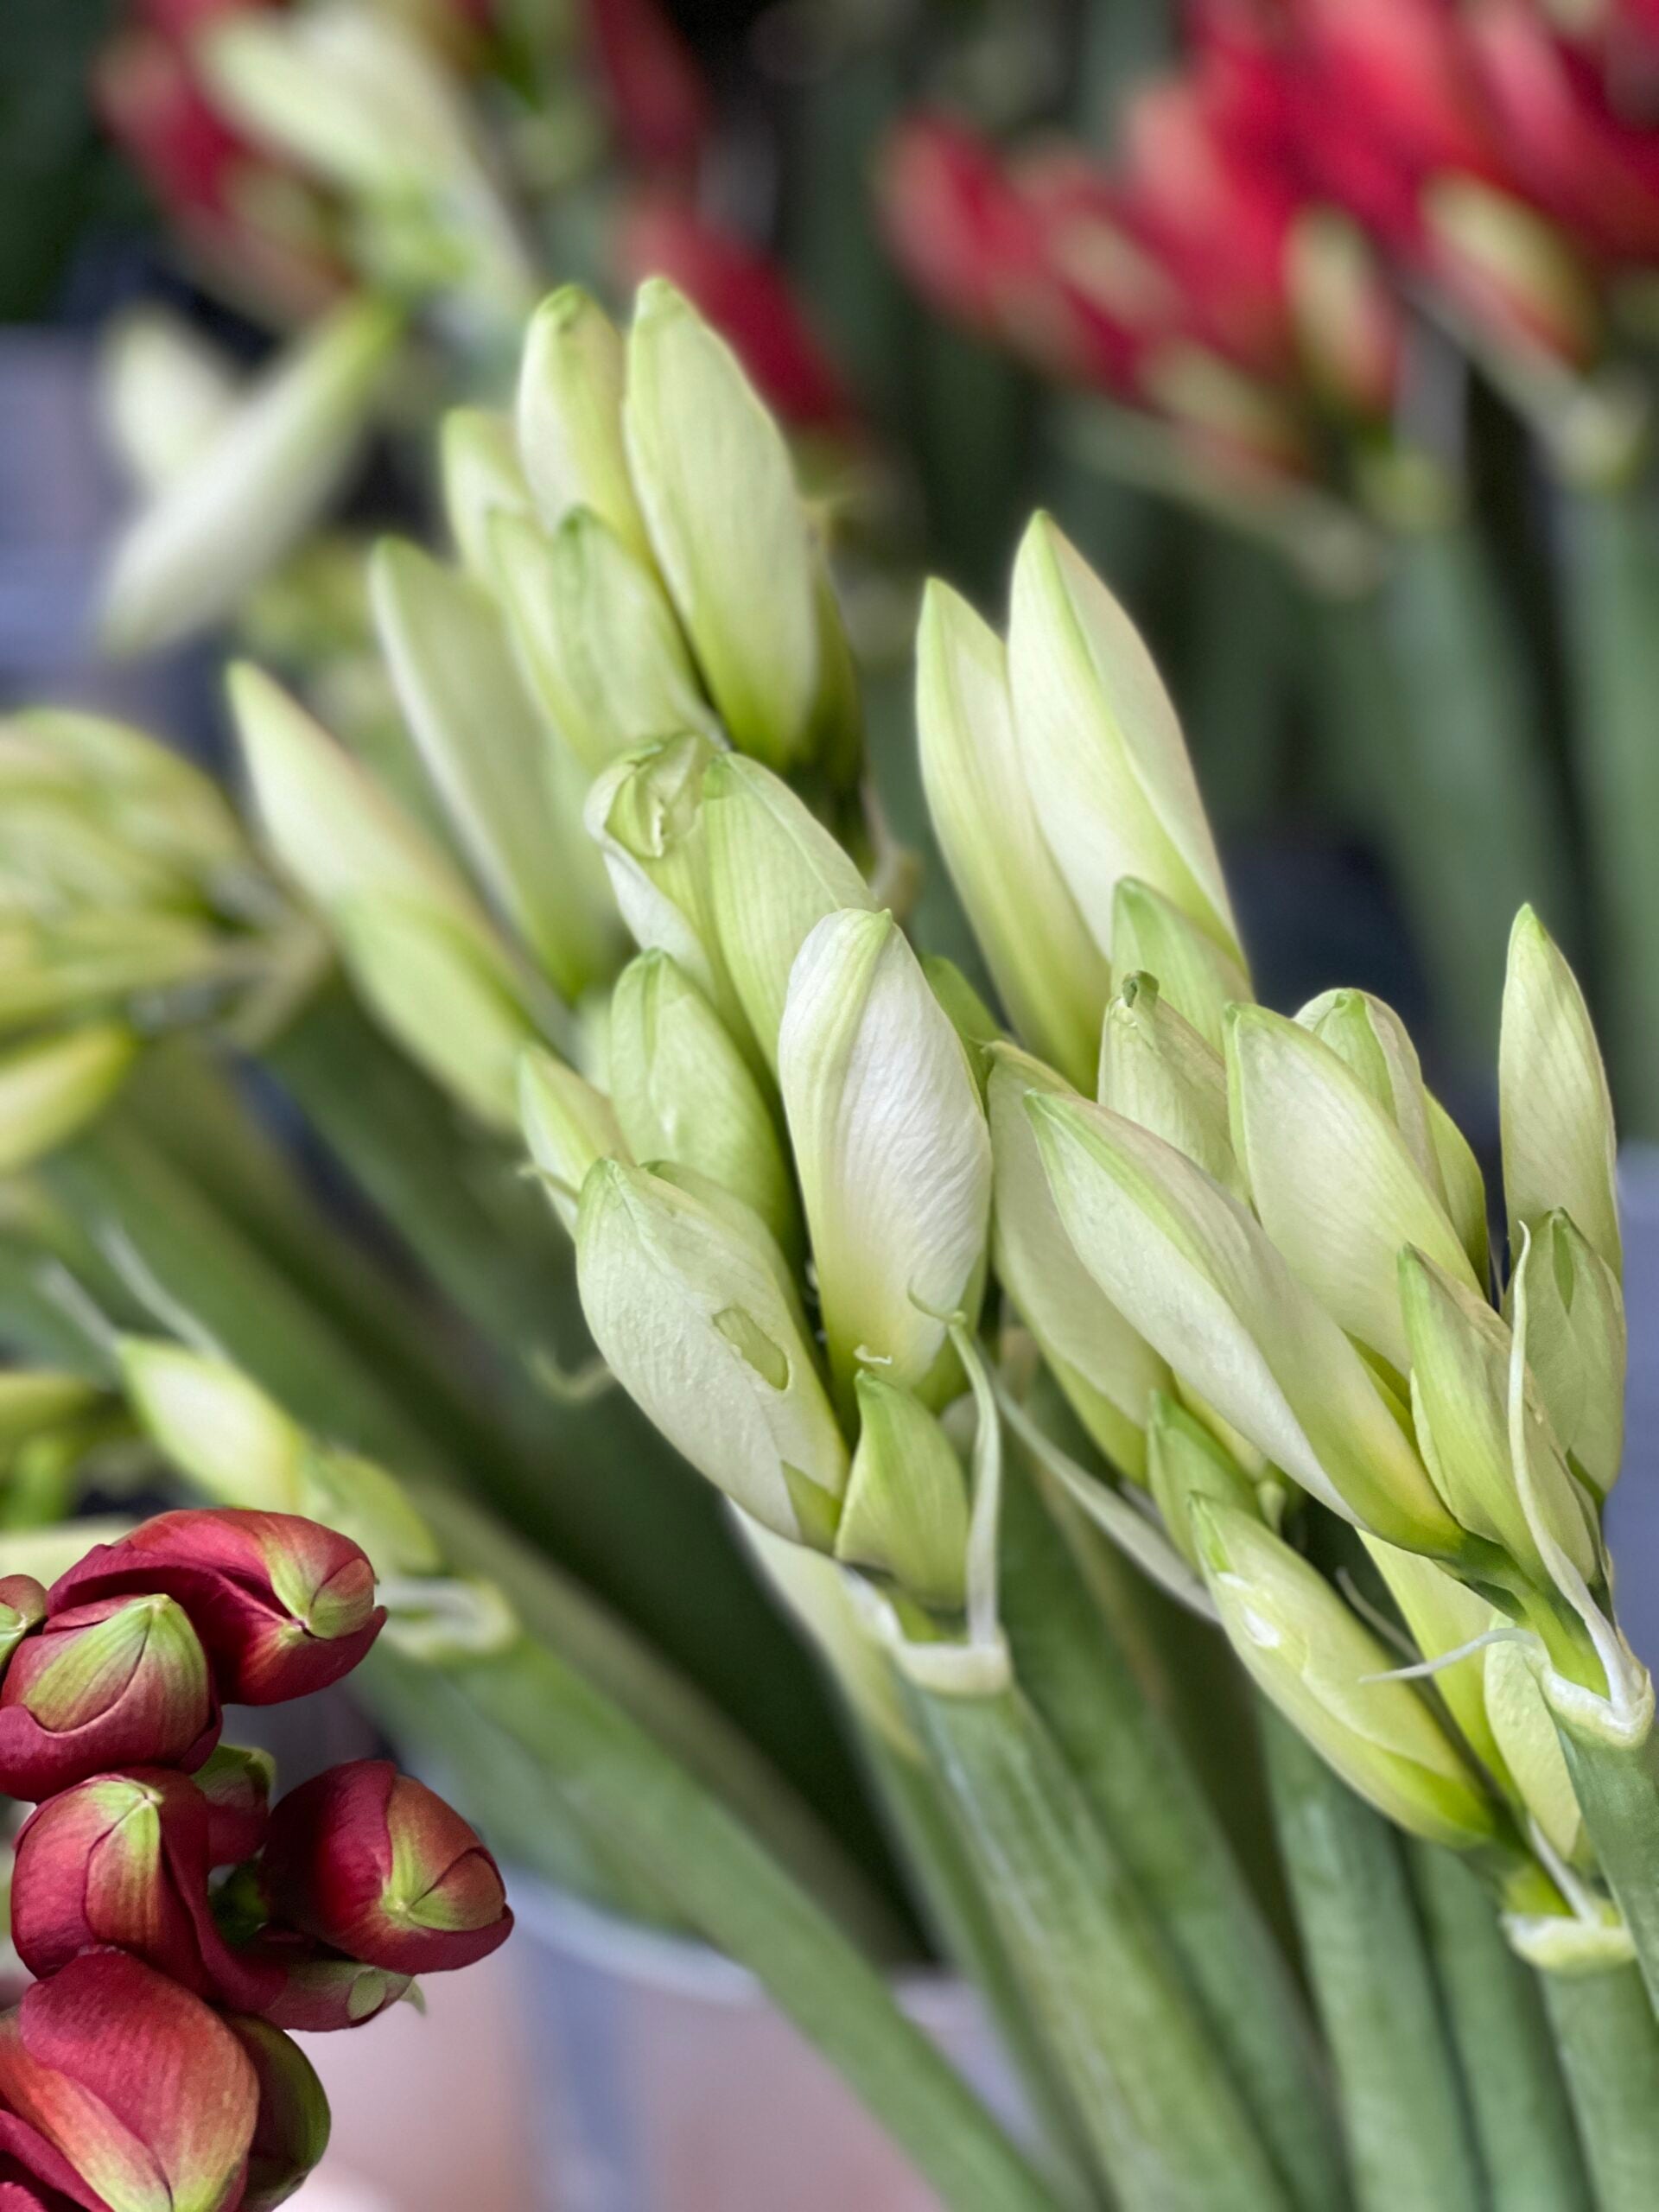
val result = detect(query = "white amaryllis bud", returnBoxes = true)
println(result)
[1195,1502,1501,1849]
[1500,906,1620,1280]
[1007,514,1241,968]
[1516,1210,1624,1498]
[623,281,855,774]
[516,287,651,563]
[576,1159,849,1545]
[986,1044,1169,1480]
[518,1046,628,1233]
[369,537,620,1000]
[1028,1090,1458,1551]
[1111,878,1250,1052]
[1145,1392,1262,1568]
[0,1025,136,1173]
[100,296,400,655]
[1098,974,1242,1197]
[607,950,798,1255]
[835,1372,969,1611]
[1226,1004,1479,1372]
[491,508,719,777]
[702,753,874,1072]
[99,308,238,495]
[439,409,535,582]
[915,580,1108,1090]
[780,909,992,1413]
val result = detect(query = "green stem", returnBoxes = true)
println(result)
[1408,1841,1589,2211]
[1000,1454,1343,2212]
[1263,1712,1483,2212]
[1542,1964,1659,2212]
[1556,1725,1659,2018]
[367,1637,1065,2212]
[1557,481,1659,1137]
[912,1681,1293,2212]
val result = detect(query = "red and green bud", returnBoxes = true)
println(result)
[0,2109,108,2211]
[0,1950,258,2212]
[0,1579,44,1675]
[223,2018,330,2211]
[244,1932,412,2032]
[263,1759,512,1974]
[48,1508,385,1705]
[0,1596,219,1802]
[10,1770,279,2012]
[194,1742,275,1866]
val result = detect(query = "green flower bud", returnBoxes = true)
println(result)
[439,408,535,582]
[624,280,855,773]
[1028,1090,1458,1549]
[576,1160,848,1545]
[1500,906,1619,1280]
[1098,974,1241,1196]
[1146,1391,1262,1567]
[1007,514,1240,968]
[1363,1540,1514,1794]
[1518,1210,1624,1497]
[834,1372,969,1611]
[369,537,620,1000]
[1400,1249,1599,1587]
[986,1044,1170,1479]
[608,950,798,1253]
[1226,1004,1479,1371]
[701,753,874,1072]
[100,308,237,494]
[0,1023,132,1169]
[1194,1502,1500,1849]
[915,580,1108,1089]
[101,296,400,654]
[518,1045,628,1231]
[491,507,720,776]
[1110,878,1250,1052]
[1483,1637,1586,1867]
[517,287,651,561]
[780,910,991,1414]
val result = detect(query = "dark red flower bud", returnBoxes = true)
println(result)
[224,2018,331,2211]
[264,1760,512,1975]
[242,1932,412,2032]
[0,2110,108,2211]
[0,1952,257,2212]
[0,1596,219,1802]
[11,1770,279,2012]
[49,1509,385,1705]
[194,1742,275,1866]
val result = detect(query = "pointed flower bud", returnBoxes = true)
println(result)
[244,1935,410,2033]
[1226,1003,1478,1371]
[1028,1091,1458,1550]
[1518,1210,1624,1497]
[491,507,719,776]
[264,1760,512,1975]
[518,1046,628,1232]
[438,408,534,582]
[0,1951,258,2212]
[986,1044,1169,1479]
[1194,1502,1499,1848]
[1146,1392,1262,1568]
[0,1026,137,1176]
[916,580,1108,1089]
[1500,906,1619,1280]
[0,1596,219,1801]
[609,951,798,1253]
[1007,514,1240,967]
[701,753,875,1072]
[225,2018,330,2212]
[194,1743,276,1866]
[48,1508,385,1706]
[1483,1637,1586,1869]
[624,280,855,773]
[1098,974,1241,1194]
[578,1160,848,1542]
[100,306,238,496]
[516,287,651,560]
[369,537,619,1001]
[780,910,992,1413]
[1364,1540,1514,1793]
[10,1770,278,2011]
[100,296,400,654]
[834,1374,969,1611]
[1110,878,1250,1053]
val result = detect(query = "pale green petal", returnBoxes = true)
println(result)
[1500,906,1620,1279]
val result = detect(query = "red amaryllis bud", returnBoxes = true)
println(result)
[0,1596,219,1802]
[223,2018,330,2212]
[584,0,711,176]
[0,2111,108,2211]
[264,1760,512,1974]
[0,1952,257,2212]
[11,1770,279,2012]
[194,1742,275,1866]
[94,29,249,222]
[243,1932,412,2032]
[49,1509,385,1705]
[618,196,855,430]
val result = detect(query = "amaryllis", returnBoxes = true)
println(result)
[262,1758,512,1974]
[0,1597,219,1802]
[241,1935,412,2033]
[223,2017,329,2211]
[48,1508,384,1705]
